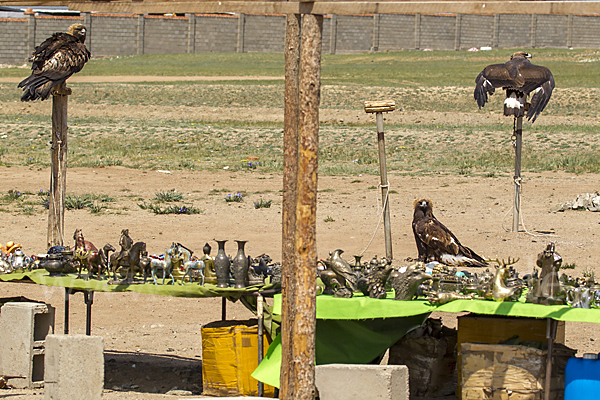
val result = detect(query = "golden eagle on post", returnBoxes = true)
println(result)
[474,51,554,123]
[412,199,487,268]
[18,23,90,102]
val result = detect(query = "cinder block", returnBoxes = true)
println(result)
[44,334,104,400]
[315,364,409,400]
[0,302,55,389]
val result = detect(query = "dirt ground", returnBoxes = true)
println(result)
[0,77,599,398]
[1,166,599,398]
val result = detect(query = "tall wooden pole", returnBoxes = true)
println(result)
[47,82,70,248]
[376,112,393,260]
[280,12,301,398]
[512,116,523,232]
[286,13,323,400]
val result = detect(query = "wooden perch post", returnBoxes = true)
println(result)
[365,100,395,260]
[47,81,71,248]
[280,13,323,400]
[512,115,523,232]
[280,12,301,399]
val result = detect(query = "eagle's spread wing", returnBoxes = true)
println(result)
[474,55,554,123]
[18,31,90,101]
[518,64,555,122]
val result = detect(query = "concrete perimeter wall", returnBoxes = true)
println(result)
[1,11,599,63]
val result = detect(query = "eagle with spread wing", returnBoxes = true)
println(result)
[474,51,554,123]
[18,23,90,102]
[412,199,487,268]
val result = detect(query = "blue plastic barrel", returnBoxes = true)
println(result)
[564,353,600,399]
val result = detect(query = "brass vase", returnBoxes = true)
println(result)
[232,240,249,289]
[214,240,230,288]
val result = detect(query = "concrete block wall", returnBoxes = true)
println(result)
[0,19,28,64]
[90,14,137,57]
[420,14,456,50]
[244,14,286,53]
[498,14,532,48]
[195,15,238,53]
[378,14,416,51]
[3,12,600,64]
[335,15,372,53]
[572,15,600,49]
[144,16,188,54]
[535,14,568,48]
[459,14,494,50]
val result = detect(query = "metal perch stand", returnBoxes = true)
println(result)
[512,115,523,232]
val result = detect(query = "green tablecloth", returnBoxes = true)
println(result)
[0,269,278,299]
[252,292,600,388]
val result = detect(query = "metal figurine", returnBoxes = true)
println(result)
[109,241,147,282]
[526,243,566,305]
[72,229,101,280]
[327,249,357,298]
[357,264,395,299]
[484,258,522,302]
[318,268,340,295]
[390,264,431,301]
[181,259,206,285]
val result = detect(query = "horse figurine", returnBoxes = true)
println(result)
[165,242,189,276]
[181,259,205,285]
[148,258,175,285]
[73,229,99,280]
[109,241,147,282]
[83,243,116,280]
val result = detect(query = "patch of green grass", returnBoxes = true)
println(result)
[324,216,335,222]
[253,198,272,209]
[153,190,184,203]
[138,202,201,215]
[225,193,244,203]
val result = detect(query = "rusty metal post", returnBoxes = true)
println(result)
[280,13,301,399]
[287,13,323,400]
[513,115,523,232]
[48,82,70,248]
[544,318,557,400]
[365,101,395,260]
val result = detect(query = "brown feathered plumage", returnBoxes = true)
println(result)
[18,24,90,101]
[412,199,487,268]
[474,51,554,123]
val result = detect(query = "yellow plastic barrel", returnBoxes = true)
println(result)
[201,319,274,397]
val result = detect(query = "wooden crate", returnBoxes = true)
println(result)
[456,314,565,398]
[460,343,575,400]
[457,315,565,346]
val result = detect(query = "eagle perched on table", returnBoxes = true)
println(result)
[18,23,90,102]
[474,51,554,123]
[412,199,487,268]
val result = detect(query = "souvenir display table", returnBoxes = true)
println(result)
[252,292,600,388]
[0,269,279,333]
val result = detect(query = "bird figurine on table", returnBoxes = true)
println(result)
[474,51,554,123]
[327,249,357,298]
[19,23,90,101]
[357,264,395,299]
[412,199,487,268]
[390,264,431,301]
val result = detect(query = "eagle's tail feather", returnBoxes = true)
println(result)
[504,91,525,118]
[19,76,58,102]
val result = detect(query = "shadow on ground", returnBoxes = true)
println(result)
[104,350,203,395]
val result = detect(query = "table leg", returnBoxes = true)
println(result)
[64,287,70,334]
[221,297,226,321]
[545,318,557,400]
[257,294,264,397]
[84,290,94,336]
